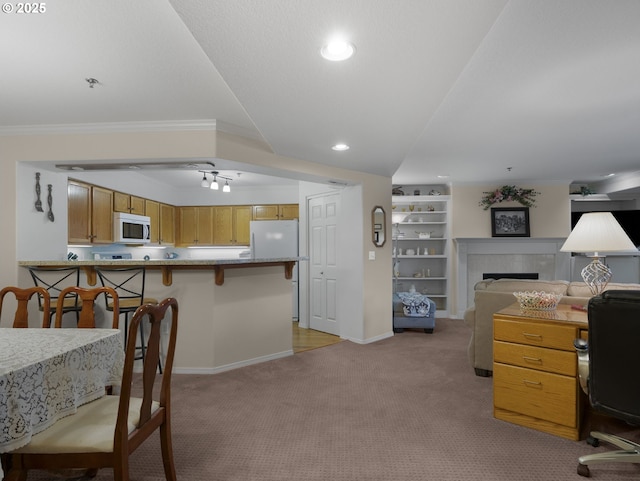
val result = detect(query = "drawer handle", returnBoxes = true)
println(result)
[522,332,543,340]
[523,379,542,388]
[523,356,542,364]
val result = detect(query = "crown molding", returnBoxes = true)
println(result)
[0,119,264,141]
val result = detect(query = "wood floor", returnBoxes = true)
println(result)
[292,321,342,353]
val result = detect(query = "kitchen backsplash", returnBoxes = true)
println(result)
[67,244,248,261]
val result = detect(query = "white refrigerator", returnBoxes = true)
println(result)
[250,220,299,319]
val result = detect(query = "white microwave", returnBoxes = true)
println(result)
[114,212,151,244]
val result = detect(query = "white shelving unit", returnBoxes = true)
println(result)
[392,194,451,317]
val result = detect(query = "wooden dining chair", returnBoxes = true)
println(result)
[0,286,50,328]
[3,297,179,481]
[53,286,120,329]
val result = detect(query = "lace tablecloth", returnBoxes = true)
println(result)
[0,328,124,453]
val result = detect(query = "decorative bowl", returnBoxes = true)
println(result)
[513,291,562,311]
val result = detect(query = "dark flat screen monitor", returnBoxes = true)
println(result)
[571,211,640,248]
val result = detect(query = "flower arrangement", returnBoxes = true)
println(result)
[479,185,539,210]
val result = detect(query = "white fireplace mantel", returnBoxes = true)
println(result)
[455,237,571,315]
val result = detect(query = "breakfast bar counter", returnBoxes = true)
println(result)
[19,257,300,287]
[18,258,305,374]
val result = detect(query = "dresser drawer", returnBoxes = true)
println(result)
[494,340,576,376]
[494,319,578,351]
[494,363,578,427]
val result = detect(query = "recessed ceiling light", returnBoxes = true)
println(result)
[321,39,356,61]
[332,143,350,151]
[604,173,615,177]
[437,175,450,179]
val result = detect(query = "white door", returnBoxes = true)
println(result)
[309,193,340,335]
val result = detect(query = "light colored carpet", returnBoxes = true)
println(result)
[27,319,640,480]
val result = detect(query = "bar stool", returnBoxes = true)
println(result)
[28,267,82,327]
[95,266,160,371]
[0,286,51,328]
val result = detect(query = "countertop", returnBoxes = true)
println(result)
[18,257,307,286]
[18,257,306,267]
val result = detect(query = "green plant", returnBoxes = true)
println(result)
[479,185,539,210]
[570,186,596,196]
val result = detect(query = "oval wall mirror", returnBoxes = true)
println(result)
[372,206,386,247]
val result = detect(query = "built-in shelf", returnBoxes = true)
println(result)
[392,194,451,317]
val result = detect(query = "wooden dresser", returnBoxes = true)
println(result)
[493,304,588,440]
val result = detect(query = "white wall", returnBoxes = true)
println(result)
[17,163,69,261]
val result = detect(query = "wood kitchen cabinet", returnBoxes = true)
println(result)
[68,180,114,244]
[113,191,145,215]
[252,204,299,220]
[213,205,252,245]
[160,203,175,245]
[145,200,176,245]
[177,206,214,246]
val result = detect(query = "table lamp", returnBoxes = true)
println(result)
[560,212,637,295]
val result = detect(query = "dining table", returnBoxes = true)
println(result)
[0,328,124,458]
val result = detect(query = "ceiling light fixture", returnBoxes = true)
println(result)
[200,173,209,188]
[332,143,350,151]
[210,174,219,190]
[85,77,100,88]
[321,39,355,61]
[198,170,232,192]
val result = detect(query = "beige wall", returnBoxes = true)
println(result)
[215,131,393,342]
[448,183,571,316]
[450,184,571,239]
[1,129,393,343]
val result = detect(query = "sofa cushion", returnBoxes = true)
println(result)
[568,281,640,297]
[481,278,569,295]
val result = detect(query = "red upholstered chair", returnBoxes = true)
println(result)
[0,286,50,328]
[3,298,179,481]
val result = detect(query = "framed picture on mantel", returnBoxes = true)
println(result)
[491,207,530,237]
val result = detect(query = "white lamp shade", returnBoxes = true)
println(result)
[210,179,219,190]
[560,212,637,254]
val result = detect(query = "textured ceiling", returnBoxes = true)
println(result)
[2,0,639,194]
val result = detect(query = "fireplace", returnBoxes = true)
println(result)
[483,273,539,280]
[455,237,571,317]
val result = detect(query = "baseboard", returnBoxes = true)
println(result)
[345,330,394,345]
[173,349,294,375]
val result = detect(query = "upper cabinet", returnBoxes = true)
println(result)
[67,181,295,247]
[145,200,175,246]
[177,206,214,246]
[113,191,145,215]
[213,205,252,246]
[145,199,160,243]
[159,203,176,245]
[253,204,299,220]
[68,180,113,244]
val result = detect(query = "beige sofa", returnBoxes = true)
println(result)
[463,278,640,377]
